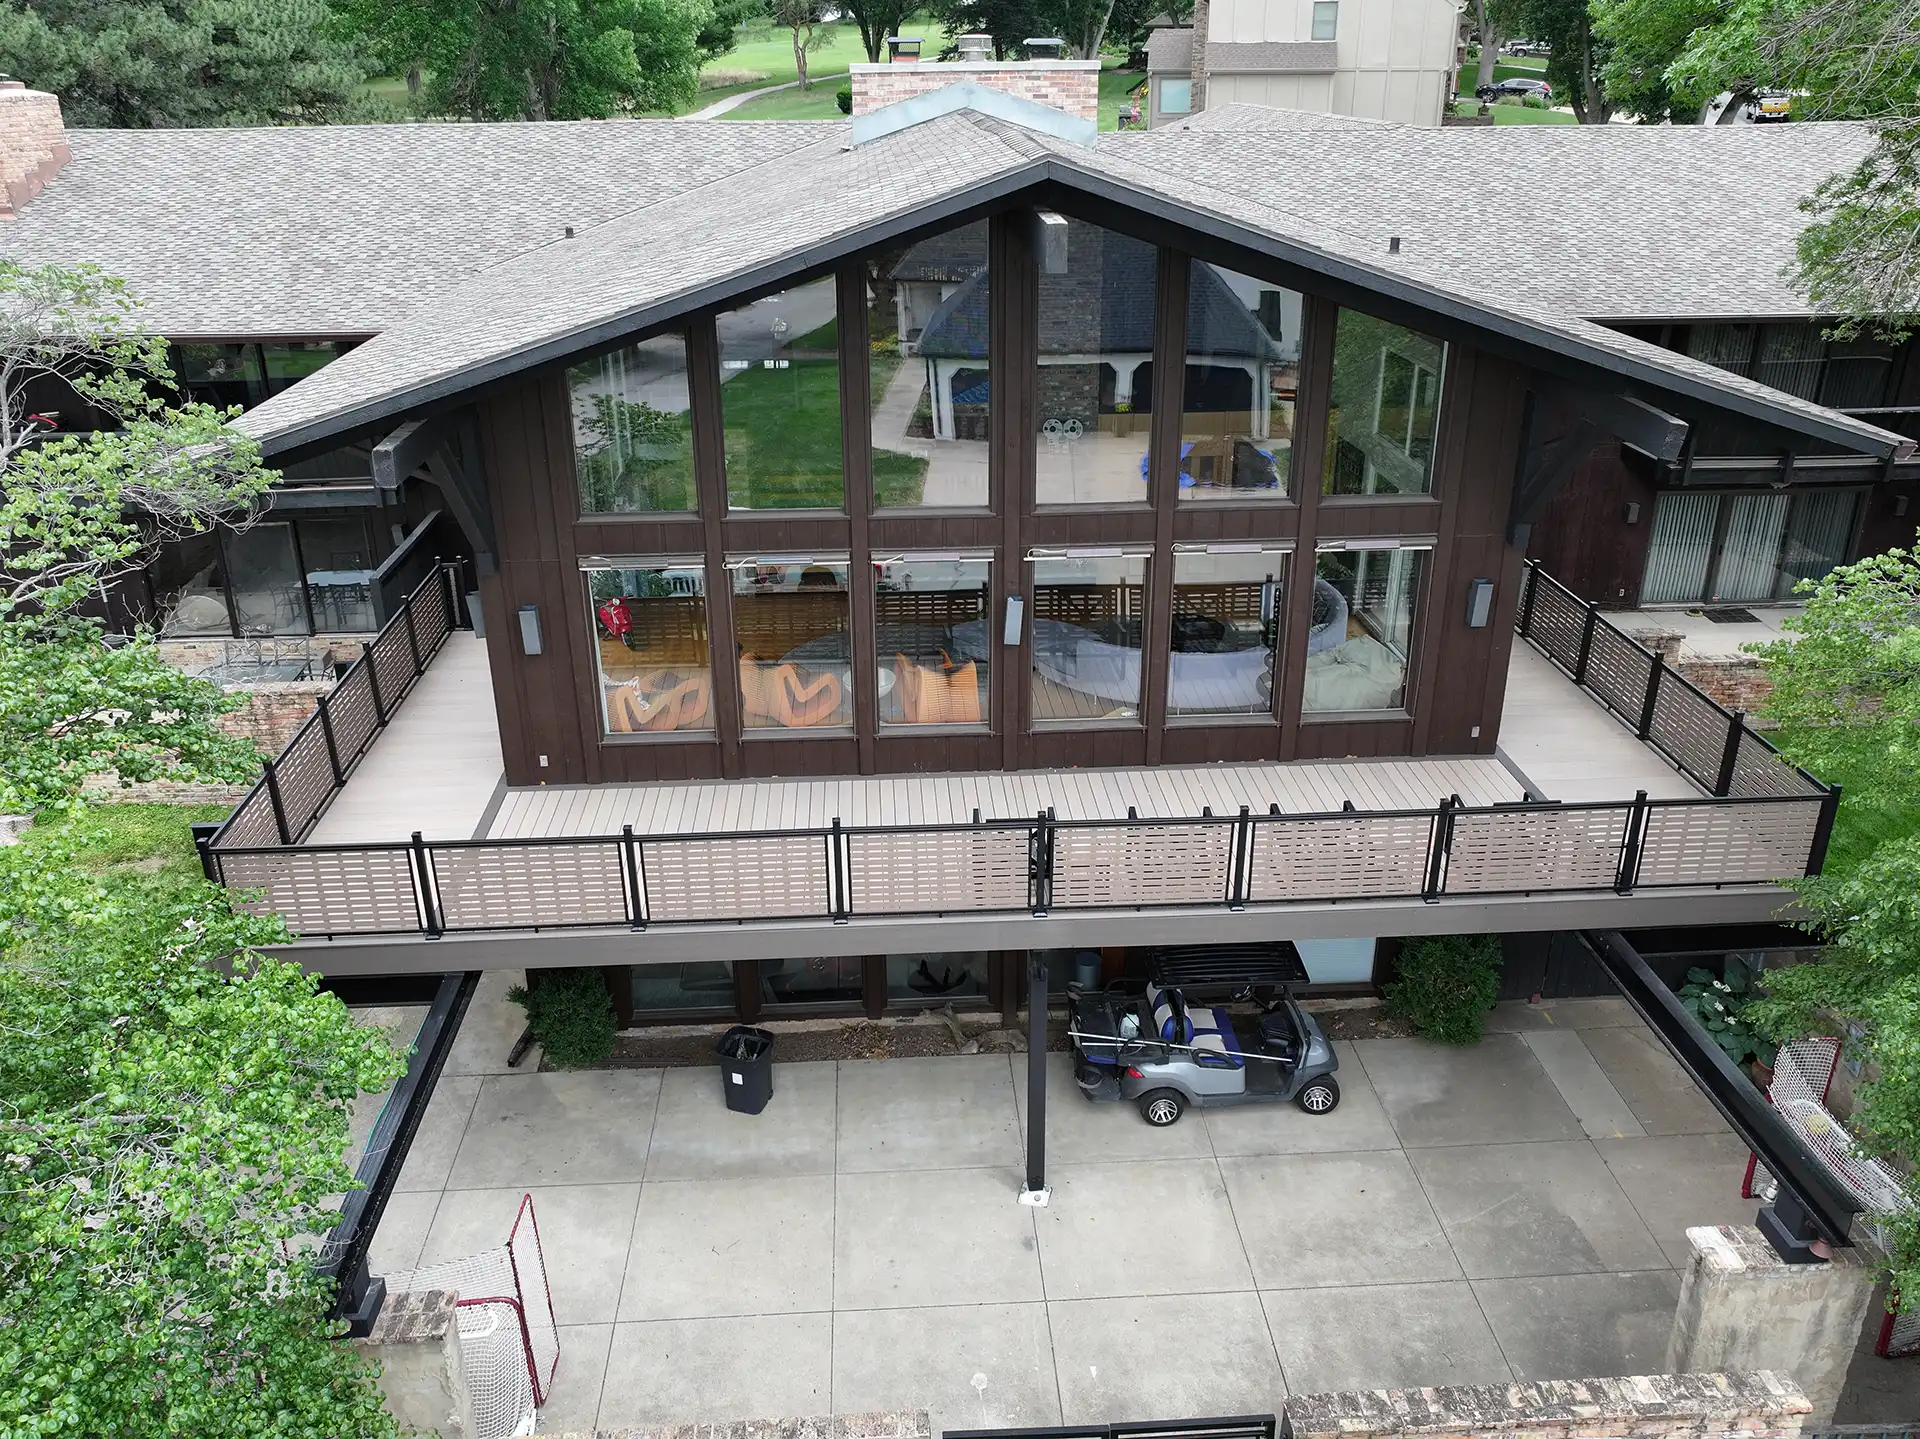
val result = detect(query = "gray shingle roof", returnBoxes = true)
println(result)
[1146,32,1339,74]
[0,100,1900,458]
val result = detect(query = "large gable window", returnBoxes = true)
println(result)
[1179,263,1302,502]
[719,276,846,511]
[568,333,697,514]
[1323,310,1445,496]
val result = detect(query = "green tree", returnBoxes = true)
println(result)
[0,821,410,1436]
[1745,545,1920,1304]
[0,0,371,127]
[333,0,713,118]
[1034,0,1118,58]
[844,0,916,62]
[1107,0,1190,65]
[1592,0,1726,122]
[929,0,1041,57]
[1487,0,1613,120]
[769,0,830,87]
[0,261,273,813]
[698,0,769,60]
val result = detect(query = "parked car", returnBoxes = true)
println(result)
[1478,77,1552,102]
[1504,38,1550,57]
[1753,91,1792,122]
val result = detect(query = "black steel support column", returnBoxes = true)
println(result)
[1023,951,1048,1202]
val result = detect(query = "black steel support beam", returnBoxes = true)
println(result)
[325,971,481,1335]
[1581,931,1860,1255]
[1023,951,1049,1204]
[1535,378,1689,463]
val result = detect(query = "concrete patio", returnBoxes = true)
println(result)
[361,982,1780,1434]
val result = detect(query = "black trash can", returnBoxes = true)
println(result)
[716,1025,775,1115]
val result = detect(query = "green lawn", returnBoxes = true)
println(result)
[1100,67,1145,132]
[723,79,850,120]
[1451,97,1578,124]
[23,802,231,901]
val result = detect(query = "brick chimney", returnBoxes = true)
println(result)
[849,44,1100,122]
[0,79,70,219]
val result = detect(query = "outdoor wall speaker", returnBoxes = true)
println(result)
[1623,501,1640,524]
[1465,577,1495,629]
[518,604,543,656]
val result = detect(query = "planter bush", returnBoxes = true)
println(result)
[836,84,852,115]
[508,968,617,1068]
[1385,934,1503,1044]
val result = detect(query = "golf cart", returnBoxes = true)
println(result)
[1067,943,1341,1126]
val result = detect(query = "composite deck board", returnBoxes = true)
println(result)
[1499,644,1700,803]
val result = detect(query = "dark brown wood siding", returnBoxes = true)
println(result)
[1524,438,1658,606]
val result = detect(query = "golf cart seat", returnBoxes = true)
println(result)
[1147,983,1192,1043]
[1186,1006,1245,1069]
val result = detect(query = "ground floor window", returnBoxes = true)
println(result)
[150,514,385,639]
[875,554,992,727]
[1167,544,1288,720]
[1640,488,1859,606]
[886,952,990,1005]
[587,560,713,736]
[1303,542,1428,714]
[629,961,735,1016]
[759,956,865,1008]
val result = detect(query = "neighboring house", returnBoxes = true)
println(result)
[1,72,1915,1026]
[1145,0,1466,127]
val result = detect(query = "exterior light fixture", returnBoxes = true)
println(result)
[1465,577,1494,629]
[518,604,543,655]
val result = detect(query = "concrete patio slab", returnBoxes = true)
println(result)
[395,1074,482,1193]
[619,1173,834,1321]
[1595,1131,1760,1267]
[600,1312,833,1425]
[1519,1032,1647,1140]
[834,1167,1043,1310]
[443,968,538,1077]
[420,1182,640,1326]
[1578,1025,1732,1136]
[537,1322,612,1434]
[835,1055,1022,1173]
[448,1070,660,1189]
[1407,1141,1666,1279]
[367,1188,439,1276]
[1035,1160,1254,1299]
[1201,1042,1402,1157]
[1470,1270,1682,1381]
[1483,997,1639,1033]
[1356,1034,1586,1148]
[1013,1052,1214,1165]
[1261,1281,1512,1392]
[831,1302,1060,1431]
[1223,1150,1459,1289]
[646,1061,839,1181]
[1049,1291,1287,1423]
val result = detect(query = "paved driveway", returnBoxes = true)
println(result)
[370,993,1761,1434]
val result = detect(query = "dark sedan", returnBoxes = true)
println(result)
[1477,76,1552,101]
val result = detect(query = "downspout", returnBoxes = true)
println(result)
[1189,0,1210,115]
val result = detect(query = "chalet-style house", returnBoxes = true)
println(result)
[2,69,1914,1026]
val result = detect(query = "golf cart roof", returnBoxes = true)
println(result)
[1148,943,1309,990]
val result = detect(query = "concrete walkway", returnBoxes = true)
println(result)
[365,987,1772,1433]
[682,79,804,119]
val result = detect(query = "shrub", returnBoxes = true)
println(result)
[1521,92,1549,109]
[836,84,852,115]
[1384,934,1503,1044]
[508,968,617,1067]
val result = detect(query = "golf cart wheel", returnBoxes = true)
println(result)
[1296,1077,1341,1114]
[1138,1090,1186,1127]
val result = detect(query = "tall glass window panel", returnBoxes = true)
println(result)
[1640,492,1718,604]
[1323,311,1445,496]
[1168,547,1288,720]
[1777,489,1858,596]
[175,343,266,411]
[719,277,844,510]
[569,334,697,515]
[731,557,853,731]
[587,562,713,736]
[867,220,990,509]
[1180,264,1301,502]
[298,516,375,631]
[154,530,234,636]
[1033,221,1157,507]
[1303,545,1427,714]
[226,522,309,635]
[875,554,992,727]
[1029,550,1150,723]
[887,952,990,1005]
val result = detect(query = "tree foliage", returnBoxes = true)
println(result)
[1383,934,1504,1046]
[0,0,372,127]
[697,0,769,59]
[1592,0,1725,122]
[331,0,713,118]
[842,0,916,62]
[0,261,274,813]
[1746,545,1920,1302]
[0,821,409,1436]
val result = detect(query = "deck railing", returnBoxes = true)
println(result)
[207,563,465,852]
[203,562,1840,941]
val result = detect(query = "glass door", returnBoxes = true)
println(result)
[1641,489,1860,605]
[1641,492,1717,604]
[1711,493,1790,603]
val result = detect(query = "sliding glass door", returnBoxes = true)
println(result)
[1641,488,1860,606]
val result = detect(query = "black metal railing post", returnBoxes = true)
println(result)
[403,591,424,676]
[410,831,443,937]
[1030,809,1053,916]
[262,756,293,846]
[829,817,850,922]
[1516,560,1539,639]
[1807,784,1843,876]
[1615,789,1649,895]
[1228,805,1252,910]
[190,821,222,883]
[1636,649,1664,740]
[621,824,646,929]
[1572,601,1600,686]
[1715,711,1746,797]
[1422,797,1455,902]
[363,641,388,724]
[316,691,344,784]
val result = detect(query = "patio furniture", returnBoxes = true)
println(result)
[894,651,983,724]
[738,654,845,727]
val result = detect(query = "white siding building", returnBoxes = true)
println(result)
[1145,0,1466,128]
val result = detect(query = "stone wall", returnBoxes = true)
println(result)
[1283,1371,1809,1439]
[215,681,331,751]
[849,60,1100,121]
[1675,659,1774,714]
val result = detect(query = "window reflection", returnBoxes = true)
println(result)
[875,554,991,727]
[1304,546,1427,713]
[731,557,853,730]
[1180,264,1300,502]
[887,952,989,1004]
[155,531,232,635]
[588,562,713,735]
[568,334,697,514]
[1031,220,1156,507]
[1168,547,1288,719]
[1324,311,1444,496]
[719,277,845,510]
[1029,550,1149,724]
[867,220,990,509]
